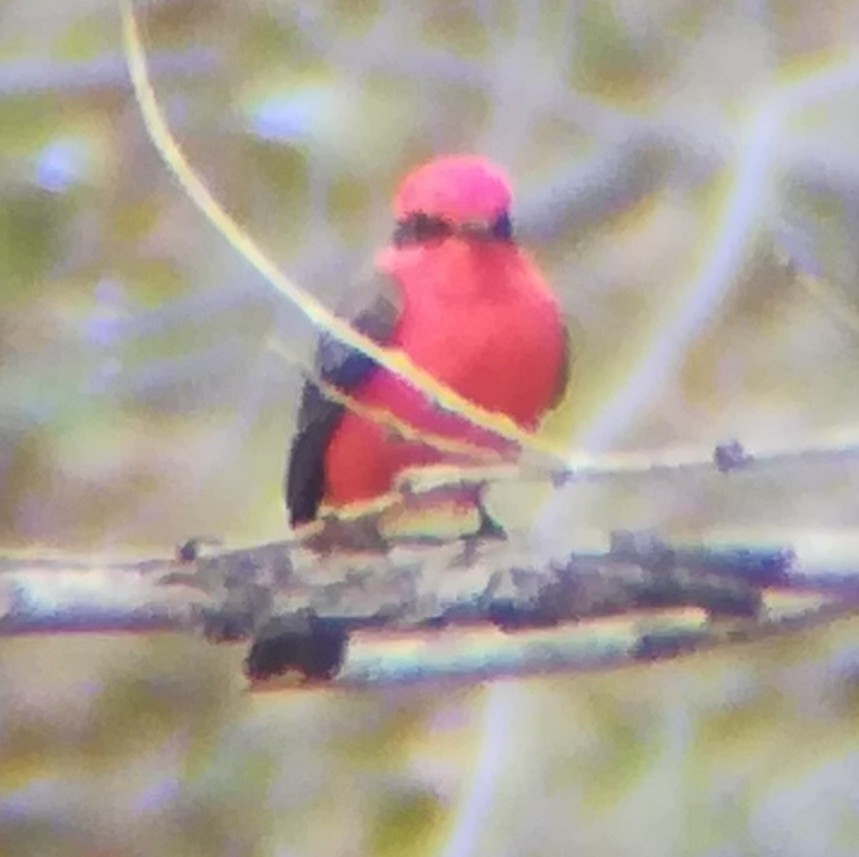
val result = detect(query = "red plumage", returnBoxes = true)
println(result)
[286,155,567,525]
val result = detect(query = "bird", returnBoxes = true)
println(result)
[285,154,568,542]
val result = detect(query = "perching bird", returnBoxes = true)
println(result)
[285,155,568,539]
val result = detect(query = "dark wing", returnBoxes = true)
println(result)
[285,275,401,526]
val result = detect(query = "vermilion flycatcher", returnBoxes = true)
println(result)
[285,155,568,535]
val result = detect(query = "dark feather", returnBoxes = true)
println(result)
[285,277,401,526]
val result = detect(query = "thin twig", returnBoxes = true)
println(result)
[0,48,217,97]
[118,0,564,461]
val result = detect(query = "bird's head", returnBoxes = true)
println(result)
[391,155,514,247]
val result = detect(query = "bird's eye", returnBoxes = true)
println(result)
[393,212,454,246]
[490,212,513,242]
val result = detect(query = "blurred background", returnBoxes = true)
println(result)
[2,0,859,854]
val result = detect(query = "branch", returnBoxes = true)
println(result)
[393,436,859,493]
[2,528,857,688]
[118,0,564,461]
[0,48,217,98]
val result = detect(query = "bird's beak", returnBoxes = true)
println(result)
[456,220,493,240]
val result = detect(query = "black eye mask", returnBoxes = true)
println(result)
[392,211,514,246]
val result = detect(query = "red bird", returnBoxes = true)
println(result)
[286,155,568,535]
